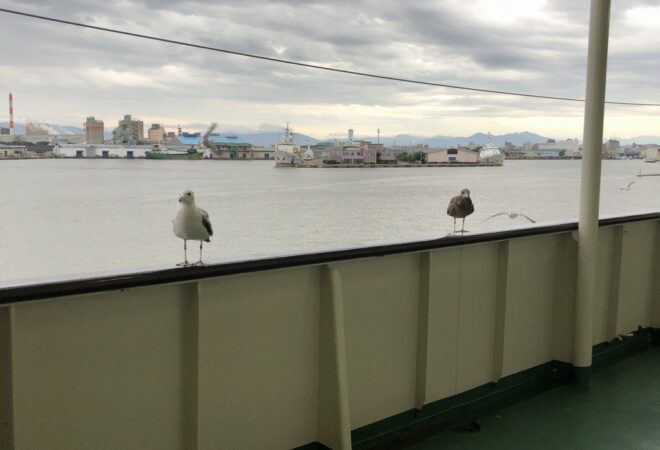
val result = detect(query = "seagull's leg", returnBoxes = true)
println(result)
[196,241,206,266]
[453,217,456,235]
[176,240,189,266]
[461,218,465,234]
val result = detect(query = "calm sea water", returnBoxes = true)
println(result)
[0,159,658,283]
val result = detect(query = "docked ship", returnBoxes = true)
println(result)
[478,136,505,165]
[145,144,204,160]
[274,124,306,166]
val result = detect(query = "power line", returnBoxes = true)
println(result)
[2,7,660,107]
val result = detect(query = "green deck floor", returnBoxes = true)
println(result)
[409,347,660,450]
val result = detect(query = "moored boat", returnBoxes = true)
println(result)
[478,135,505,165]
[274,123,305,166]
[145,144,204,160]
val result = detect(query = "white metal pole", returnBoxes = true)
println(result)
[574,0,611,384]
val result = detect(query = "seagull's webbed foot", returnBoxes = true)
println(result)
[176,261,191,267]
[192,260,206,267]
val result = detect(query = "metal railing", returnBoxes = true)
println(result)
[0,212,658,450]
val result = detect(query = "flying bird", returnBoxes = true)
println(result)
[447,188,474,235]
[481,212,536,223]
[173,190,213,266]
[620,181,635,191]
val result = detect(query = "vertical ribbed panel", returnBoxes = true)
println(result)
[318,266,351,449]
[0,307,15,450]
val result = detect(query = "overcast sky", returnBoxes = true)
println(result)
[1,0,660,139]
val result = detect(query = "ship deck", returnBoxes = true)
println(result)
[405,346,660,450]
[1,212,658,450]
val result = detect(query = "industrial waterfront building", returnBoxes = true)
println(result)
[318,132,383,164]
[112,114,144,145]
[84,116,104,144]
[178,130,272,160]
[359,142,381,164]
[148,123,165,143]
[323,144,362,164]
[531,139,581,158]
[206,134,254,159]
[426,148,479,163]
[54,143,155,158]
[0,144,27,158]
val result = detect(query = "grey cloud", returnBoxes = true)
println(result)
[0,0,658,137]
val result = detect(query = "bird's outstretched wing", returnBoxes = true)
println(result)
[200,209,213,237]
[481,212,507,223]
[518,213,537,223]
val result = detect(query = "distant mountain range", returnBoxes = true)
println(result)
[615,135,660,145]
[355,131,551,147]
[2,122,659,147]
[233,131,320,146]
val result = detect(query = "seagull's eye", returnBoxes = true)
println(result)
[187,193,191,196]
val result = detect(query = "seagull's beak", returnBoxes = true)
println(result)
[178,196,183,203]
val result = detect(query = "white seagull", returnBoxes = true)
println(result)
[481,212,536,223]
[173,190,213,266]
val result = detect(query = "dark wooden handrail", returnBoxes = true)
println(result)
[1,211,658,305]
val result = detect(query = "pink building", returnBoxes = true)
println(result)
[324,142,385,164]
[359,142,382,164]
[324,146,344,163]
[342,146,363,164]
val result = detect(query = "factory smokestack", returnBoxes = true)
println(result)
[9,93,14,135]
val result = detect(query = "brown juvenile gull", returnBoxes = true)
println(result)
[447,188,474,235]
[173,190,213,266]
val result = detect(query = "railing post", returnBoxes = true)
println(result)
[652,222,660,345]
[606,226,625,340]
[0,306,16,450]
[493,241,510,382]
[574,0,611,385]
[415,252,431,409]
[318,265,351,450]
[183,282,201,450]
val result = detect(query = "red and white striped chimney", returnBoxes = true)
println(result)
[9,93,14,135]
